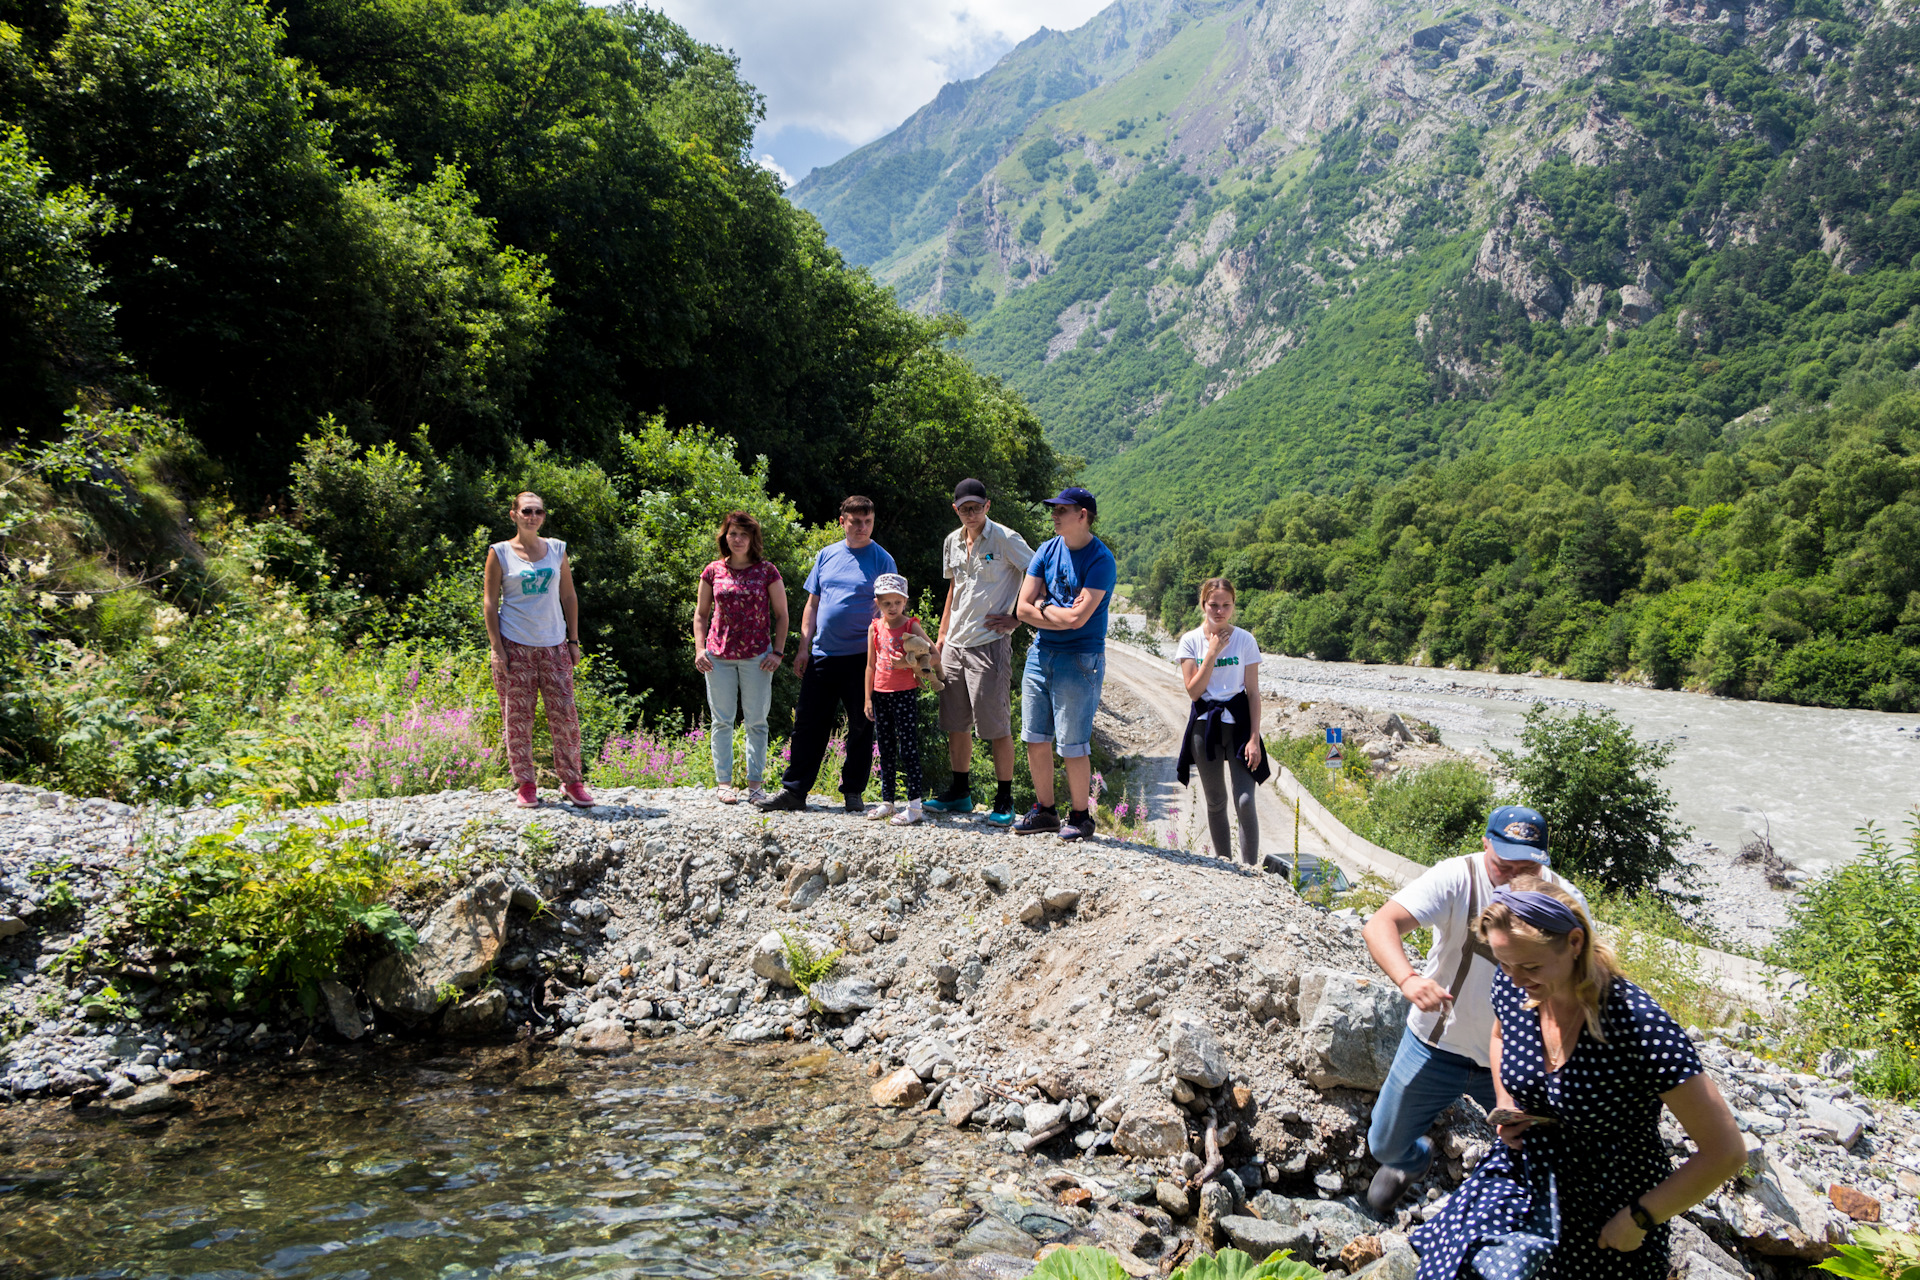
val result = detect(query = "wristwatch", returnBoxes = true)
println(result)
[1628,1198,1657,1231]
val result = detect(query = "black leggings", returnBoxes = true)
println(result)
[1189,727,1259,865]
[872,689,924,802]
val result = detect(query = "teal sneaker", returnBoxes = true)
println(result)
[984,806,1016,828]
[922,793,975,814]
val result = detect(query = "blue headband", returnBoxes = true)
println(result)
[1492,888,1583,936]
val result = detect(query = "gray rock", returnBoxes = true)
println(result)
[1168,1014,1230,1088]
[930,868,955,889]
[906,1038,957,1080]
[0,916,26,939]
[1297,967,1406,1090]
[826,859,849,885]
[1024,1100,1068,1133]
[574,1019,632,1055]
[1113,1103,1190,1158]
[319,979,364,1041]
[788,875,827,911]
[1042,887,1081,912]
[955,1216,1040,1259]
[809,976,880,1014]
[440,988,507,1036]
[942,1082,982,1127]
[1016,897,1045,924]
[1803,1096,1866,1148]
[365,873,512,1020]
[1156,1177,1193,1216]
[842,1024,869,1050]
[981,864,1013,890]
[1222,1215,1313,1260]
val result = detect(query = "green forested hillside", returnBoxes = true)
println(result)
[1135,384,1920,709]
[0,0,1063,797]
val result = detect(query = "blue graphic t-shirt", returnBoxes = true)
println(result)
[804,539,897,657]
[1027,535,1117,654]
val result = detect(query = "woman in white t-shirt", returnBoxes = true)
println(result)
[1174,577,1270,864]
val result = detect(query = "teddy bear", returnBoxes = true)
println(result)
[898,632,945,692]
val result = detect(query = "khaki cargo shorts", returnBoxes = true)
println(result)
[937,635,1013,740]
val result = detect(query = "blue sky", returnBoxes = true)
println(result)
[643,0,1112,184]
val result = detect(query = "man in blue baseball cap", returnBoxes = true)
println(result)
[1011,487,1115,842]
[1359,803,1589,1213]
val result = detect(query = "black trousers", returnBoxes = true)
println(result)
[778,653,874,802]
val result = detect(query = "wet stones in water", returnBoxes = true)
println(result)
[110,1083,182,1117]
[440,989,507,1037]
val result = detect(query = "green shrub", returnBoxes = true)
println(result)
[117,818,418,1014]
[1772,814,1920,1094]
[1355,758,1494,866]
[1494,705,1690,895]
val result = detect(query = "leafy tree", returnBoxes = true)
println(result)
[1494,705,1691,895]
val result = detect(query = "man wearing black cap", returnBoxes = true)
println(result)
[1012,487,1115,841]
[1359,805,1590,1212]
[925,479,1034,826]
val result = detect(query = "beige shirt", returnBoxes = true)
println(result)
[941,521,1035,649]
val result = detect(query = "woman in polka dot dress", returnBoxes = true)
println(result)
[1410,877,1745,1280]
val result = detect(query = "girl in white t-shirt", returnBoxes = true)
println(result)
[1174,577,1268,865]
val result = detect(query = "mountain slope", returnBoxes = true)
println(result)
[792,0,1920,582]
[787,0,1220,271]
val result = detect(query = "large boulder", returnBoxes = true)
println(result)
[1113,1103,1190,1158]
[366,874,511,1020]
[1723,1145,1850,1259]
[1297,967,1406,1091]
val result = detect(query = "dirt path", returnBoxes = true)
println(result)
[1101,640,1342,882]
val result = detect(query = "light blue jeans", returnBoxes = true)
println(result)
[705,657,774,784]
[1020,646,1105,758]
[1367,1025,1497,1174]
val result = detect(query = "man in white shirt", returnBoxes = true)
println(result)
[1359,805,1588,1213]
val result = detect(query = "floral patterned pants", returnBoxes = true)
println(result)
[493,641,583,787]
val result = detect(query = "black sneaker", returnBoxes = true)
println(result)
[1013,805,1061,835]
[754,787,807,812]
[843,794,865,814]
[1060,811,1095,842]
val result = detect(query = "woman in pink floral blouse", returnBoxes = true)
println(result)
[692,511,789,803]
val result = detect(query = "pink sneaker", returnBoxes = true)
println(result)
[563,782,596,808]
[513,781,538,808]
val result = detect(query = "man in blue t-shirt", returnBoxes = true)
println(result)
[1012,487,1116,841]
[757,495,897,813]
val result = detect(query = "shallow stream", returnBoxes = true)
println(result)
[0,1042,974,1279]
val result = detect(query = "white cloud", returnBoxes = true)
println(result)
[755,152,794,187]
[645,0,1112,151]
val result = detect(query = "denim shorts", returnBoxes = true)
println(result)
[1020,646,1105,758]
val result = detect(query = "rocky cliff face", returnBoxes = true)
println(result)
[788,0,1890,493]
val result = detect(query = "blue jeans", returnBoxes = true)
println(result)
[704,656,774,784]
[1020,647,1105,758]
[1367,1025,1498,1174]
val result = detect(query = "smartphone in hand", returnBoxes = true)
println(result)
[1487,1107,1555,1127]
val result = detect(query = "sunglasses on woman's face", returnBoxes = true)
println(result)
[519,507,545,516]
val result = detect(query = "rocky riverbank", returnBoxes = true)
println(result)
[0,779,1902,1276]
